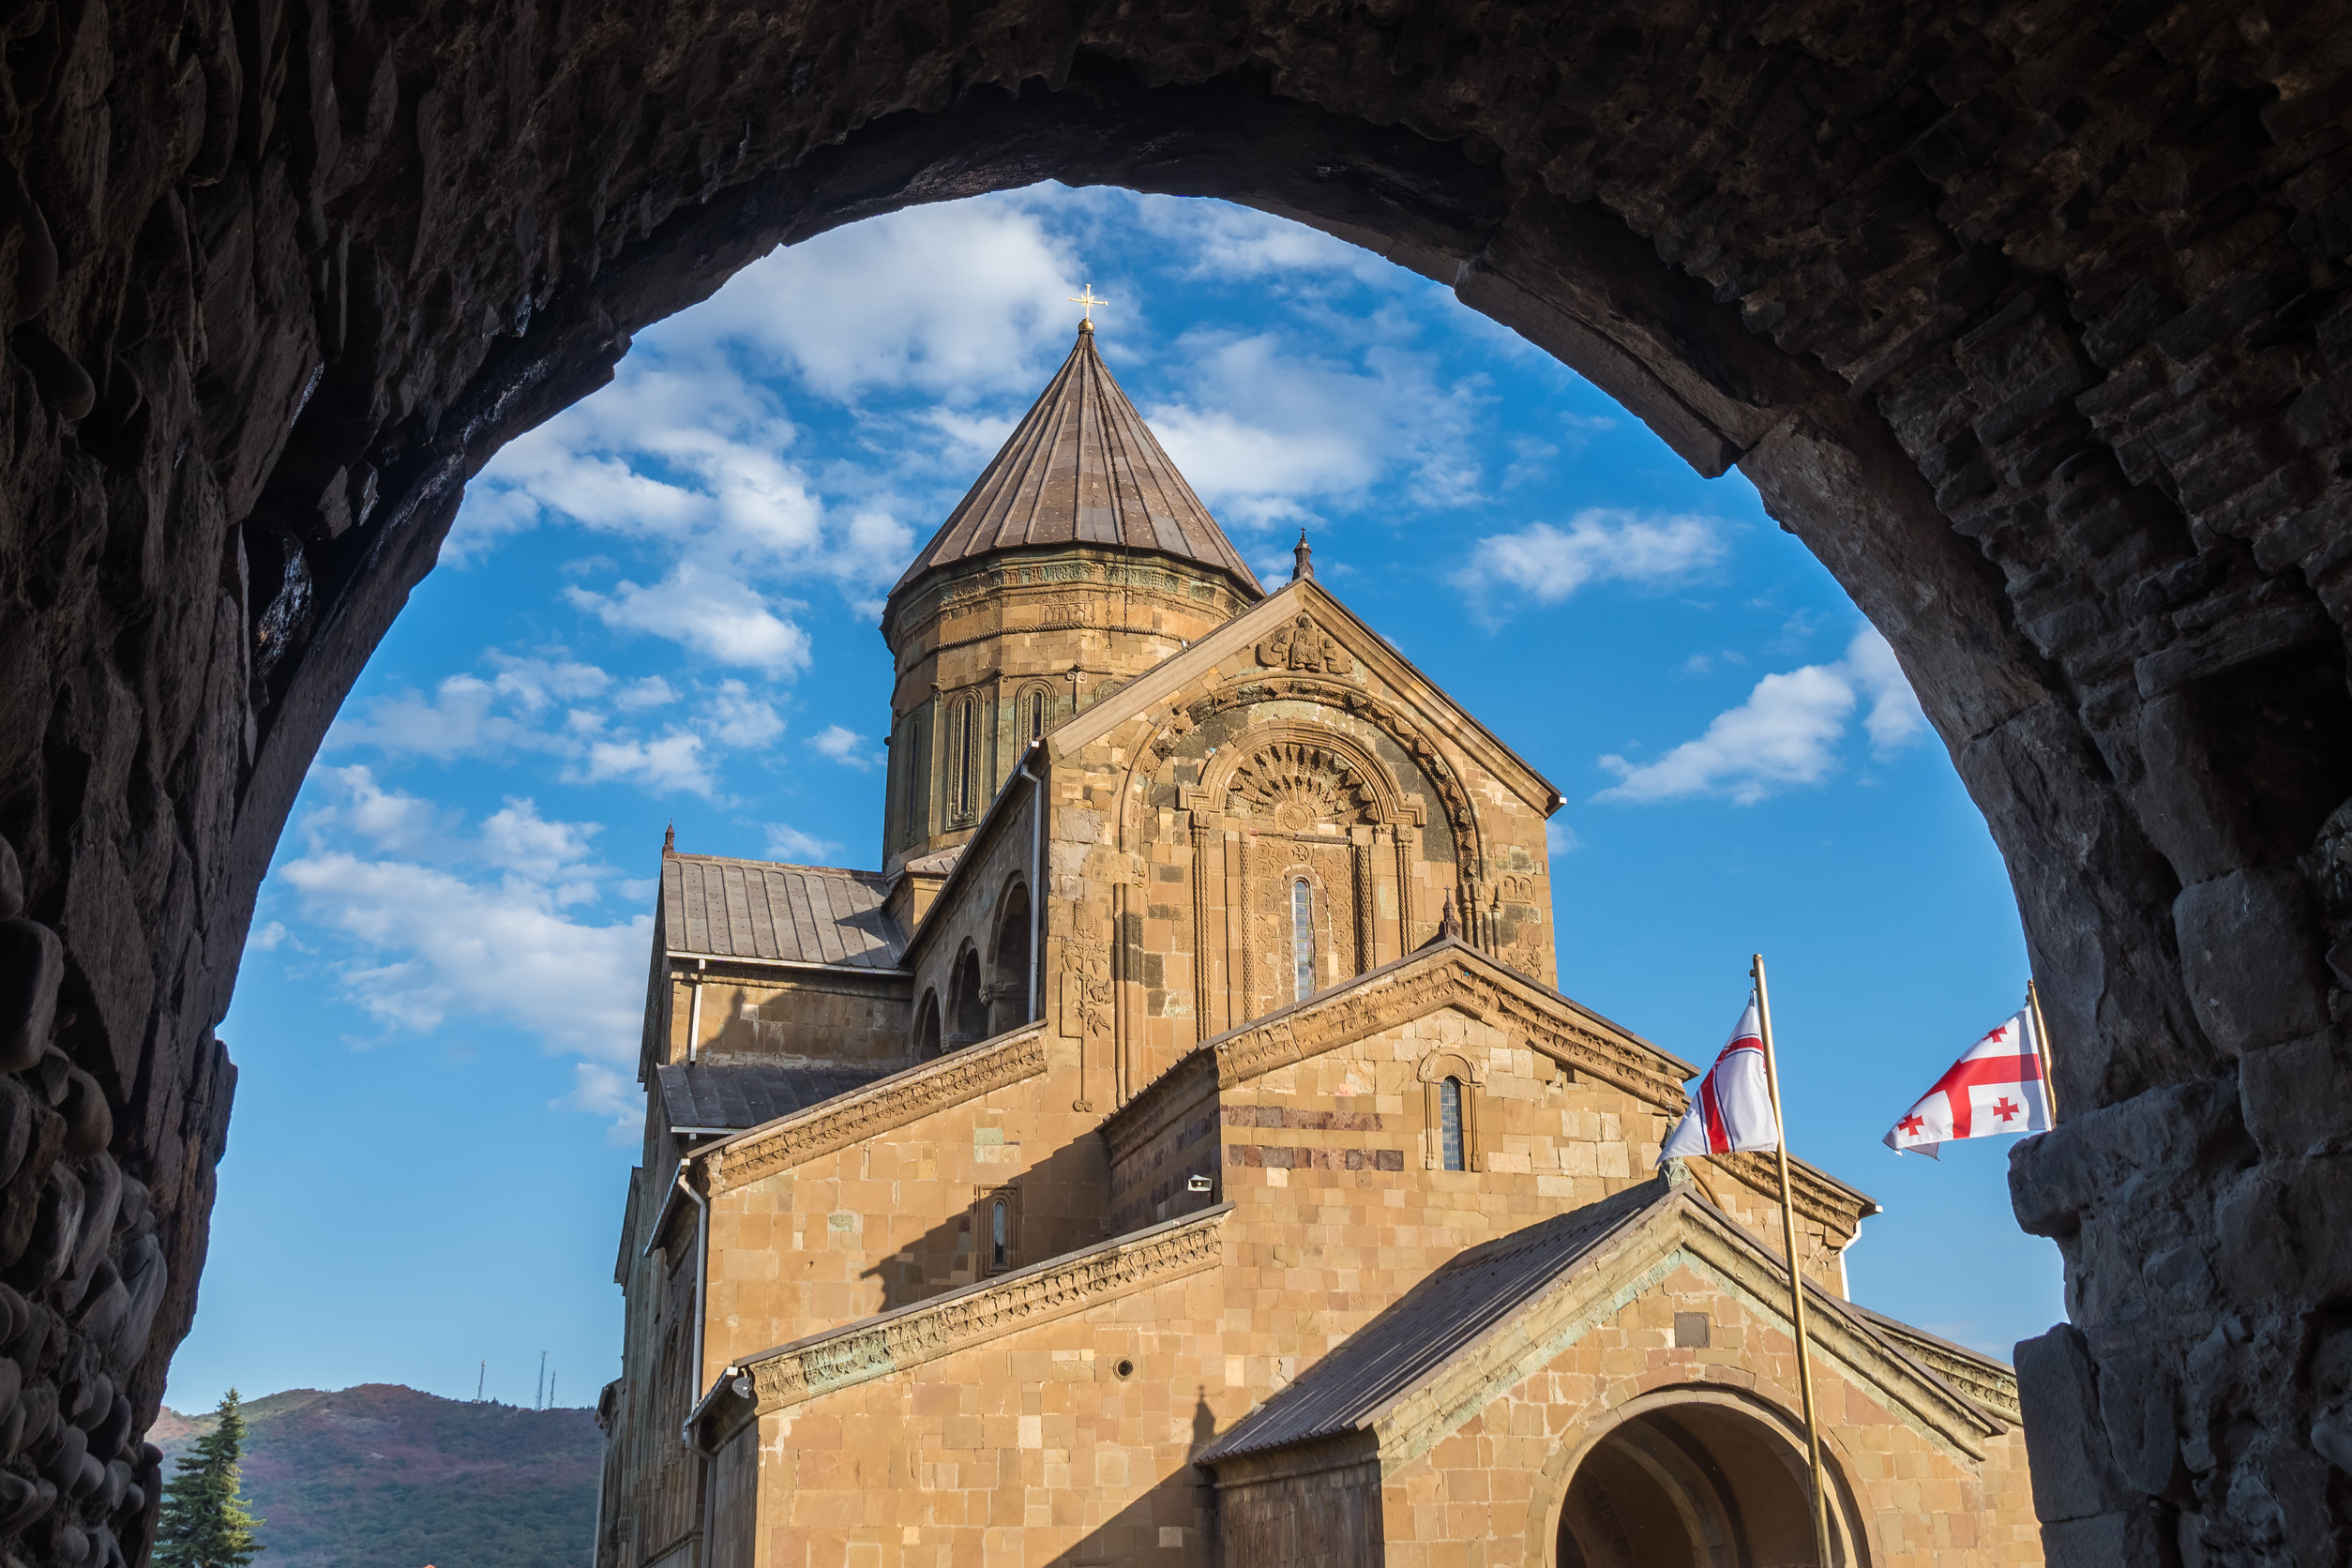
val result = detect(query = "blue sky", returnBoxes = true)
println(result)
[170,186,2062,1411]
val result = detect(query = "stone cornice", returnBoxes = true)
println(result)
[1713,1150,1877,1247]
[1852,1306,2022,1425]
[732,1206,1229,1419]
[696,1023,1048,1197]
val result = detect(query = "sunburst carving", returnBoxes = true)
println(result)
[1228,742,1379,831]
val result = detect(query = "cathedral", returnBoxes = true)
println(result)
[592,322,2043,1567]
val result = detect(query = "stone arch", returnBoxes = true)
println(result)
[1530,1384,1877,1568]
[11,6,2352,1551]
[947,943,988,1050]
[1144,685,1478,865]
[987,877,1032,1035]
[912,989,942,1063]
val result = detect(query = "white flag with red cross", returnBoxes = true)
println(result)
[1658,1000,1780,1162]
[1884,1007,2051,1158]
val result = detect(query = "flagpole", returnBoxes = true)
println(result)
[2025,978,2059,1123]
[1752,954,1836,1568]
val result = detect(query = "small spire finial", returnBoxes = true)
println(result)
[1068,283,1108,332]
[663,822,676,856]
[1291,529,1314,581]
[1440,893,1462,942]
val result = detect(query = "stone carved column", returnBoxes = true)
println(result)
[1189,819,1212,1048]
[1351,837,1374,976]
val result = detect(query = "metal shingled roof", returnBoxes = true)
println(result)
[888,325,1261,598]
[1199,1182,1676,1463]
[661,854,906,970]
[656,1063,893,1131]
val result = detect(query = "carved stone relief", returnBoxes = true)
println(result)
[1254,609,1354,675]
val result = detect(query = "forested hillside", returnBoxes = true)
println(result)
[154,1385,599,1568]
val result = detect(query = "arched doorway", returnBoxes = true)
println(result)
[1555,1401,1862,1568]
[989,882,1032,1037]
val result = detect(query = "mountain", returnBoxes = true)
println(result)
[153,1384,599,1568]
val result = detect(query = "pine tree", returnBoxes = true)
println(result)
[152,1388,264,1568]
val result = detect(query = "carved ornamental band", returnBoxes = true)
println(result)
[742,1206,1229,1414]
[702,1024,1049,1196]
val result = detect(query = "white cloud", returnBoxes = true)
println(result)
[278,771,652,1069]
[567,565,812,675]
[1451,510,1728,612]
[557,1063,643,1142]
[811,725,881,772]
[329,650,784,800]
[1146,335,1479,529]
[764,824,839,863]
[1546,820,1580,857]
[249,921,289,952]
[1134,200,1392,284]
[581,732,715,795]
[1594,629,1928,806]
[686,201,1081,400]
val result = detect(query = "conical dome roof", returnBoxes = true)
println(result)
[890,325,1262,599]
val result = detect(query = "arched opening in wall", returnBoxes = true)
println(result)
[990,882,1032,1035]
[1553,1400,1863,1568]
[1018,685,1052,746]
[948,946,988,1050]
[912,990,942,1063]
[948,697,979,823]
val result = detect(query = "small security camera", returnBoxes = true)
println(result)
[1186,1175,1214,1194]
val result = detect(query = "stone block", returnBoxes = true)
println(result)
[2174,868,2329,1054]
[2016,1324,2130,1522]
[2039,1505,2177,1568]
[2238,1031,2352,1158]
[0,922,60,1075]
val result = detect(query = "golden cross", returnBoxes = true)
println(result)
[1068,284,1108,326]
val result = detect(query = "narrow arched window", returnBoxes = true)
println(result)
[1290,878,1315,1002]
[1027,689,1047,742]
[952,699,976,816]
[990,1199,1009,1271]
[1440,1078,1465,1171]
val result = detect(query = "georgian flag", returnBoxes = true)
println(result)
[1658,1001,1780,1163]
[1884,1007,2050,1158]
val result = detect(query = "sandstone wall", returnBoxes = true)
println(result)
[1373,1265,2039,1567]
[693,1031,1111,1376]
[671,965,912,1072]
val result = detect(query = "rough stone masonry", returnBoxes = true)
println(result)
[0,0,2346,1561]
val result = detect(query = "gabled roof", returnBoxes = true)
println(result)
[1201,1178,2006,1469]
[655,1063,896,1132]
[1199,1182,1669,1463]
[1046,577,1563,813]
[662,853,906,972]
[888,325,1261,601]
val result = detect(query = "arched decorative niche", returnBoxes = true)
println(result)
[1262,861,1343,1007]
